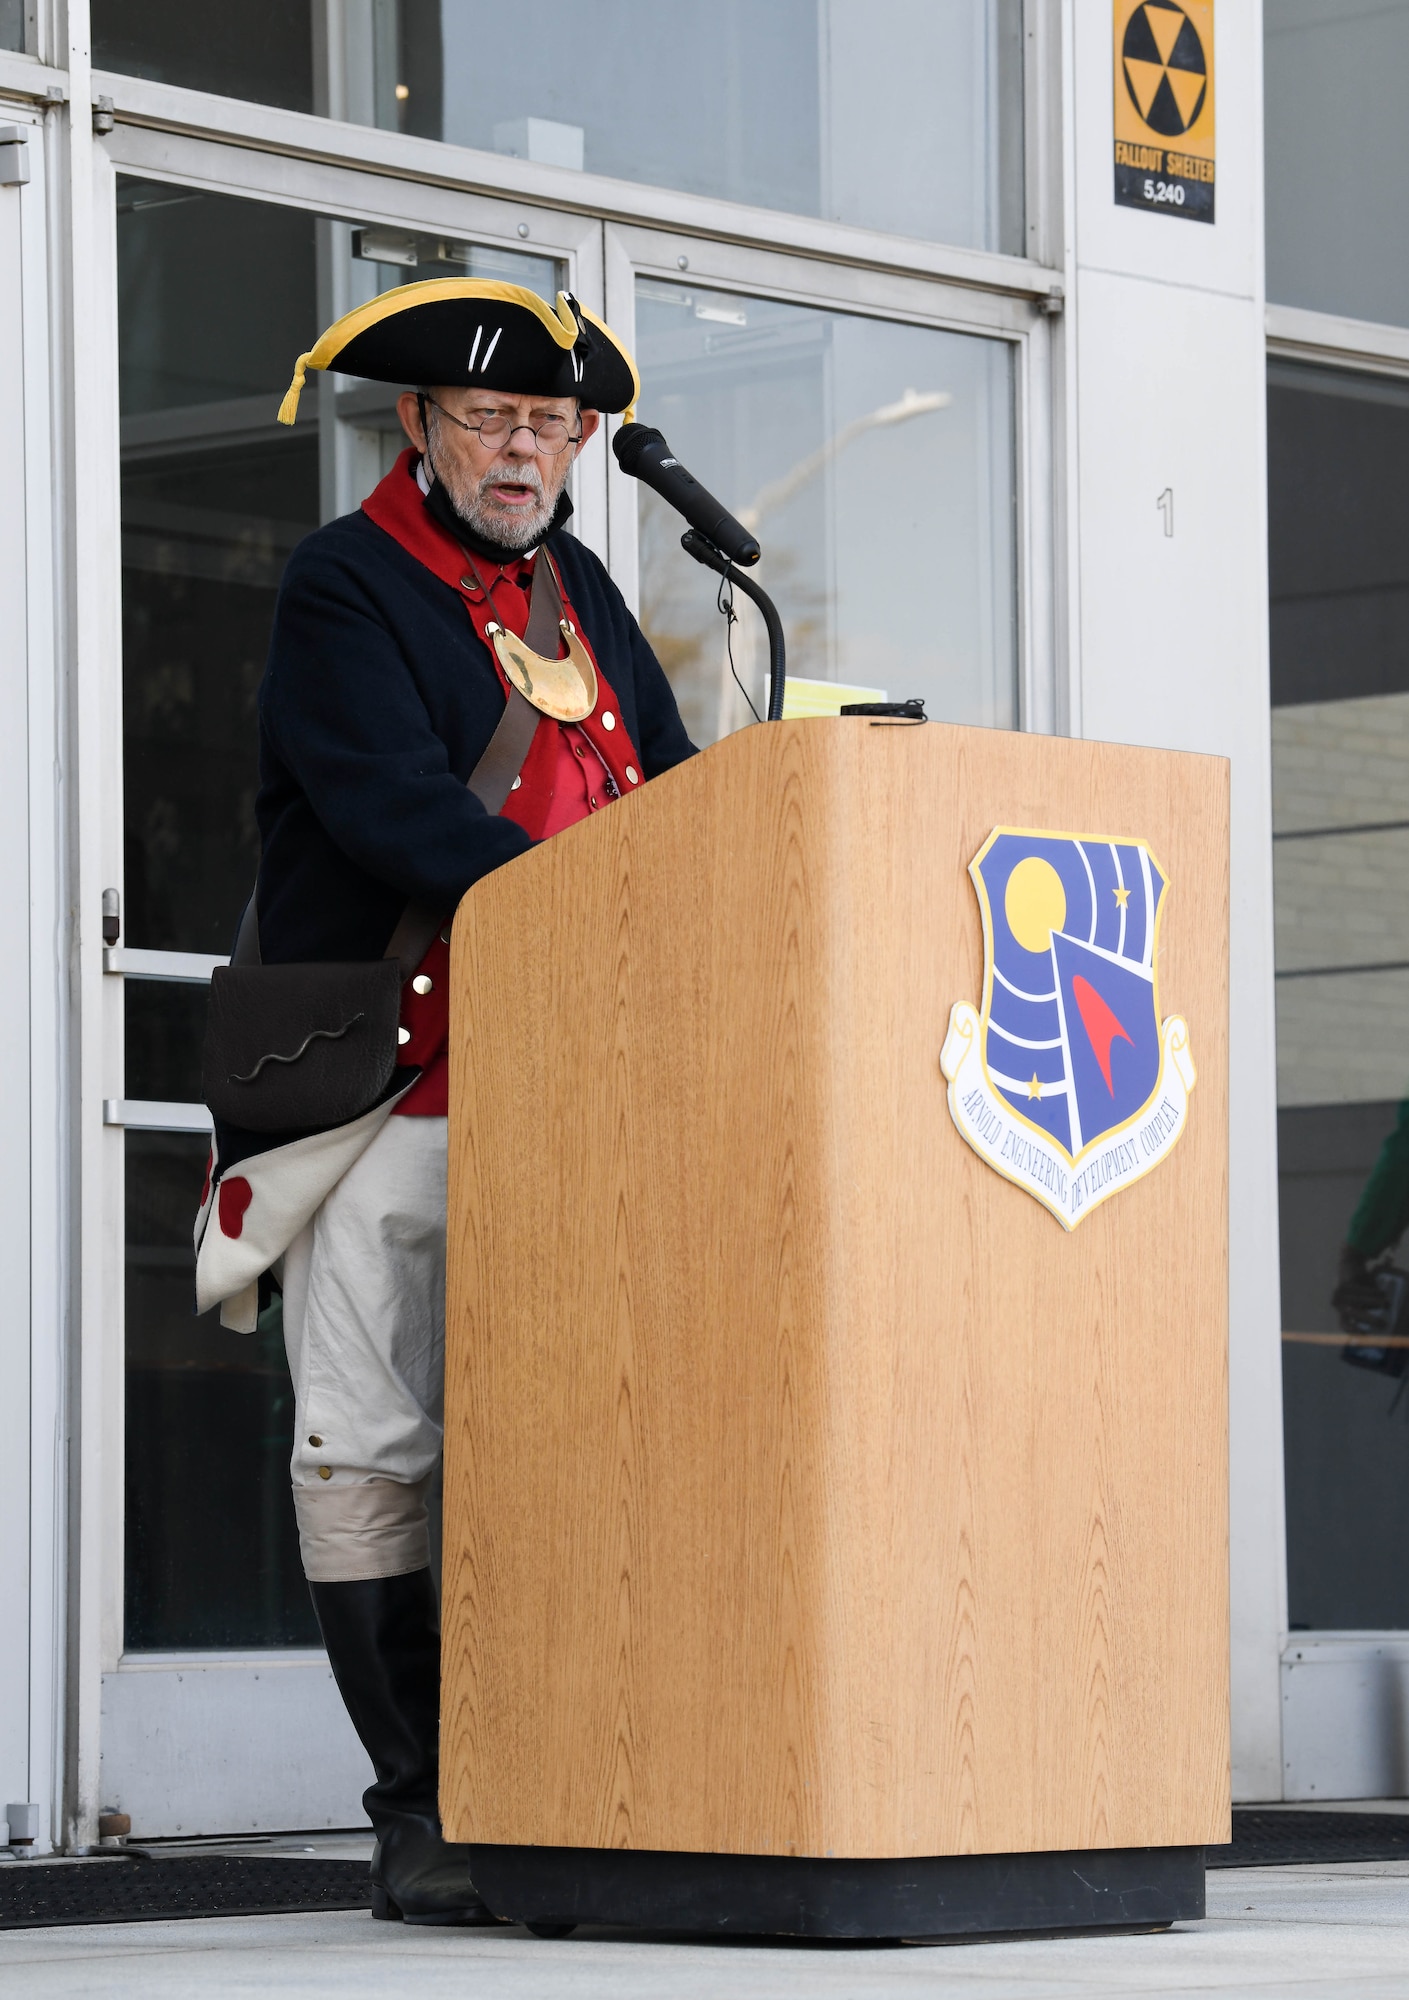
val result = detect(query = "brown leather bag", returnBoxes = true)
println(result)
[202,958,404,1132]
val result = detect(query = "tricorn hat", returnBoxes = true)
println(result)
[277,279,639,426]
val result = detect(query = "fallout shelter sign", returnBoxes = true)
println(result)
[941,829,1197,1230]
[1113,0,1215,223]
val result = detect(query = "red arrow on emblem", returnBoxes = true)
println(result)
[1072,974,1134,1095]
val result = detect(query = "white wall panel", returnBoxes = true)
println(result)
[100,1658,372,1837]
[22,110,63,1863]
[1283,1638,1409,1802]
[1069,3,1282,1801]
[1073,267,1283,1804]
[0,134,34,1833]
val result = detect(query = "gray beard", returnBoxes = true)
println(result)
[432,447,562,553]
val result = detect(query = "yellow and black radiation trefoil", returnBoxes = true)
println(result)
[1112,0,1216,225]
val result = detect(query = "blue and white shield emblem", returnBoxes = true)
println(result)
[941,828,1197,1228]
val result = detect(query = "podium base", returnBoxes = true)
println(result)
[467,1841,1205,1940]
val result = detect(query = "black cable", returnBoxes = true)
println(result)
[718,570,761,725]
[680,530,787,721]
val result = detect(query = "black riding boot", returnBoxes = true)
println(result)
[309,1569,504,1925]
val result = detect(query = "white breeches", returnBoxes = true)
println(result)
[281,1115,447,1583]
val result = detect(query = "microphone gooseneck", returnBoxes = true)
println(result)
[680,529,786,724]
[613,423,762,568]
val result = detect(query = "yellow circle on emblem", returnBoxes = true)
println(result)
[1005,856,1067,954]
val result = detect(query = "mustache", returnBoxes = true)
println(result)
[480,464,546,500]
[446,452,560,552]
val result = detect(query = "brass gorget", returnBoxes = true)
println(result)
[486,617,598,724]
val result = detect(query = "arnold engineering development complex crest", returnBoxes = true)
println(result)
[942,827,1197,1229]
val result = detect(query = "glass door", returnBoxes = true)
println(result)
[102,160,601,1835]
[605,225,1025,745]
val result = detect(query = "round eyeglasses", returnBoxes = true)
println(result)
[422,396,582,455]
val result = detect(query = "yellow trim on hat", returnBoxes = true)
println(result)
[276,279,584,426]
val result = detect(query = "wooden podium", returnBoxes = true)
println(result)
[441,720,1230,1940]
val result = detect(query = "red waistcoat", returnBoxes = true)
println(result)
[362,450,644,1112]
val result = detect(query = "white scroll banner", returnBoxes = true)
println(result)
[940,1002,1198,1231]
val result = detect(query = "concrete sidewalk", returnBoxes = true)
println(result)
[3,1864,1409,2000]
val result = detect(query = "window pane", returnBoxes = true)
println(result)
[125,981,206,1102]
[0,1,24,52]
[1265,2,1409,327]
[94,0,1026,254]
[1269,362,1409,1630]
[95,0,314,110]
[119,182,318,954]
[116,179,559,1652]
[635,282,1016,747]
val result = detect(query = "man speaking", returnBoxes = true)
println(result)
[194,280,695,1923]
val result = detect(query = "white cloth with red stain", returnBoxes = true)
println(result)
[281,1113,448,1581]
[193,1083,412,1332]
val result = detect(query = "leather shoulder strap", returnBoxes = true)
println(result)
[377,678,538,978]
[231,894,262,967]
[460,548,559,816]
[464,683,539,817]
[523,544,565,655]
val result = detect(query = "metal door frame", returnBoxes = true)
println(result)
[0,99,64,1859]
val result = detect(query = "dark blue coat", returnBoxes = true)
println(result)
[254,512,697,964]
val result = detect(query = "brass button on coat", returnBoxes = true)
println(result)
[412,974,433,995]
[626,765,640,784]
[602,711,616,730]
[308,1434,322,1447]
[397,1026,411,1045]
[317,1466,332,1480]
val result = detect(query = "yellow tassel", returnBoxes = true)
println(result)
[621,401,637,426]
[277,352,313,427]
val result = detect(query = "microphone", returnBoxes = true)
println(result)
[613,423,761,567]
